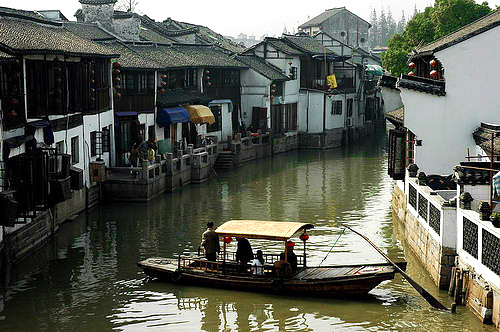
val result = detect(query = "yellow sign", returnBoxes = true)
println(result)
[327,74,338,89]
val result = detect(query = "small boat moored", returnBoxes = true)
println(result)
[137,220,407,298]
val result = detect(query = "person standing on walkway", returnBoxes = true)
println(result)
[200,222,220,261]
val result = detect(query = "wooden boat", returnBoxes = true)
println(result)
[137,220,407,297]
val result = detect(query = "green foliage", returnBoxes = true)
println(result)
[490,211,500,220]
[382,0,492,77]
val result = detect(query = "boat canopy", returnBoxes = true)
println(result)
[184,105,215,125]
[215,220,314,241]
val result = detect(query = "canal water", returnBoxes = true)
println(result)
[0,131,494,331]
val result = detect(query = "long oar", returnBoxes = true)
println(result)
[343,224,450,311]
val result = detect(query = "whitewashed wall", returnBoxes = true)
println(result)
[380,87,403,115]
[401,25,500,175]
[240,68,271,128]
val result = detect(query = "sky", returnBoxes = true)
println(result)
[1,0,499,38]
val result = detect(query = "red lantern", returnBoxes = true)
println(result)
[429,59,437,67]
[272,83,276,88]
[7,110,17,117]
[300,232,309,242]
[161,81,167,87]
[115,92,121,99]
[223,236,232,244]
[115,85,121,90]
[113,69,121,75]
[113,62,121,68]
[271,89,276,94]
[207,82,212,87]
[161,74,168,80]
[408,62,416,69]
[10,98,19,105]
[90,79,95,84]
[430,70,438,78]
[205,70,210,75]
[205,76,211,81]
[286,241,295,248]
[408,71,416,76]
[114,77,121,83]
[160,88,166,94]
[288,62,293,65]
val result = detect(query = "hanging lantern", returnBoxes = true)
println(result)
[205,70,210,75]
[7,110,17,117]
[114,77,121,83]
[10,98,19,105]
[223,236,232,244]
[271,89,276,94]
[288,62,293,66]
[115,85,121,90]
[161,74,168,80]
[272,83,276,88]
[408,71,416,76]
[90,79,95,84]
[113,69,121,75]
[408,62,416,69]
[286,241,295,248]
[115,92,121,99]
[113,62,121,68]
[90,88,96,93]
[205,76,211,81]
[160,88,166,94]
[300,232,309,242]
[429,59,437,67]
[161,81,167,87]
[430,70,438,78]
[207,82,212,87]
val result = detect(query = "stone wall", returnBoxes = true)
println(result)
[53,188,87,226]
[299,129,343,149]
[81,3,115,31]
[4,211,54,264]
[113,17,141,41]
[392,184,456,289]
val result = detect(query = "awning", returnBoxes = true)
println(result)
[365,65,384,76]
[215,220,314,241]
[184,105,215,125]
[28,120,50,128]
[115,112,138,117]
[157,107,190,128]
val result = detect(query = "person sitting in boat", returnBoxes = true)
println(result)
[200,222,220,261]
[251,250,265,276]
[236,237,253,270]
[280,241,298,273]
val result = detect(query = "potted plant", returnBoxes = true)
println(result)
[490,212,500,228]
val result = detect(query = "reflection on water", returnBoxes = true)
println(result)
[0,131,495,331]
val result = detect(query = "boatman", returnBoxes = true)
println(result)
[201,222,220,261]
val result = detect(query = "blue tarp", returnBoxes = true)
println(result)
[115,112,138,117]
[157,107,190,127]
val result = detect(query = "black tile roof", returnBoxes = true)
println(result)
[99,41,159,69]
[473,123,500,157]
[139,27,177,44]
[0,16,117,57]
[416,9,500,55]
[237,55,289,81]
[385,107,404,126]
[63,22,115,41]
[283,34,335,55]
[129,43,246,69]
[299,7,346,29]
[79,0,117,4]
[156,89,212,108]
[397,75,446,96]
[378,75,399,90]
[265,38,303,55]
[455,162,500,185]
[299,7,370,29]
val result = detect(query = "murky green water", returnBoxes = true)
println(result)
[0,131,494,331]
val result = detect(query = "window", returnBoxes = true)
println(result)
[91,131,97,157]
[148,125,155,142]
[223,70,240,86]
[185,69,198,88]
[102,126,111,153]
[71,136,79,165]
[207,106,222,133]
[56,141,65,154]
[406,131,415,167]
[332,100,342,115]
[163,125,170,141]
[347,99,353,117]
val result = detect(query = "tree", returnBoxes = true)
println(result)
[382,0,492,77]
[378,8,388,46]
[397,11,407,34]
[369,8,378,49]
[387,7,397,41]
[116,0,139,12]
[432,0,491,39]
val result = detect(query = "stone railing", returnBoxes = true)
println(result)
[458,209,500,287]
[406,176,457,249]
